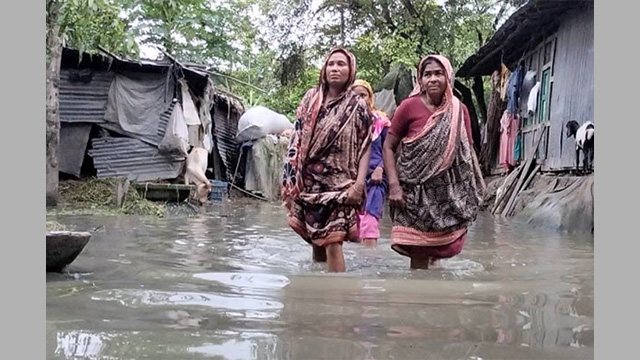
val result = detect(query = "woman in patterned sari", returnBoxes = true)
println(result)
[281,47,373,272]
[382,54,486,269]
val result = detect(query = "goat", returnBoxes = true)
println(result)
[565,120,594,174]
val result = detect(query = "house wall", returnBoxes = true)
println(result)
[212,100,242,182]
[546,1,594,171]
[519,2,594,171]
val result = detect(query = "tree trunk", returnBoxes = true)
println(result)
[46,0,62,207]
[454,80,482,154]
[479,76,507,175]
[472,76,488,124]
[340,6,345,46]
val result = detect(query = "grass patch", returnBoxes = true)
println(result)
[50,178,167,217]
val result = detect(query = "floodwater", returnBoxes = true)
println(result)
[47,200,594,360]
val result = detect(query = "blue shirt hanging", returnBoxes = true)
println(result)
[506,65,524,114]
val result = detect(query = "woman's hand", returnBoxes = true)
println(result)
[370,166,384,185]
[344,182,365,205]
[388,183,405,208]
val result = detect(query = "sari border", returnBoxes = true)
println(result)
[390,226,467,247]
[287,214,360,246]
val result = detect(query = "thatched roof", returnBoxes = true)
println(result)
[456,0,591,78]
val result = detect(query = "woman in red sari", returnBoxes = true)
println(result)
[382,54,486,269]
[281,47,373,272]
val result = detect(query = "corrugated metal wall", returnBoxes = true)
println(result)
[58,60,245,182]
[545,3,594,171]
[212,102,241,181]
[59,70,114,124]
[60,68,175,146]
[88,137,184,181]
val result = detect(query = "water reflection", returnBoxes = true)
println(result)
[55,331,110,359]
[91,289,284,312]
[47,203,593,359]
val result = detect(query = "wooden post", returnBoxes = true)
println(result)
[479,72,506,175]
[454,80,482,152]
[501,127,548,216]
[472,76,488,124]
[114,178,130,207]
[491,164,523,214]
[507,164,541,216]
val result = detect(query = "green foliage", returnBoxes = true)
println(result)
[126,0,245,66]
[48,0,520,120]
[260,66,320,121]
[55,0,139,58]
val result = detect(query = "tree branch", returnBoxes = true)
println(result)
[493,0,508,30]
[378,0,398,33]
[399,0,420,19]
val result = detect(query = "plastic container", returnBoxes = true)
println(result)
[209,180,228,201]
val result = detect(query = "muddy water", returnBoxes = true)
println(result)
[47,200,593,360]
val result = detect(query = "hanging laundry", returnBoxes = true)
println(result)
[527,81,541,116]
[510,115,520,166]
[179,78,201,126]
[506,65,524,114]
[499,110,520,169]
[519,71,537,118]
[514,132,522,163]
[499,64,511,101]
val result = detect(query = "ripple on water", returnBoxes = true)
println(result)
[193,272,291,290]
[90,289,284,312]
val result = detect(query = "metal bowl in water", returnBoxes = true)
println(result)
[46,231,91,272]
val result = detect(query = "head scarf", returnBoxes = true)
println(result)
[281,47,365,206]
[353,79,390,141]
[408,54,455,98]
[352,79,376,110]
[306,47,358,126]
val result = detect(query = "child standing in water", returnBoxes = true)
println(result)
[352,79,391,247]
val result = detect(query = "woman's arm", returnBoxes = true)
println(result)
[383,133,404,207]
[344,139,372,205]
[345,101,373,204]
[383,133,401,187]
[354,145,371,191]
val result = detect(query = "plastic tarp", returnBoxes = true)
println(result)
[244,135,290,200]
[375,63,416,106]
[236,106,293,142]
[158,101,189,157]
[104,71,173,137]
[179,78,201,126]
[374,89,398,118]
